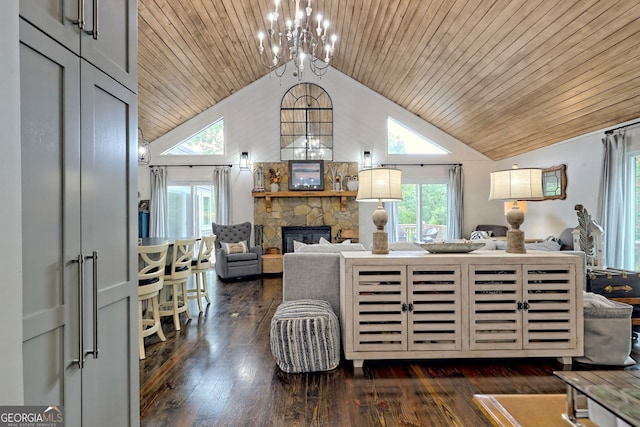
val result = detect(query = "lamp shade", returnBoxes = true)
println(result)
[489,166,543,200]
[357,168,402,201]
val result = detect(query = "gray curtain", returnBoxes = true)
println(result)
[447,164,464,239]
[214,166,231,225]
[597,132,630,268]
[149,167,168,237]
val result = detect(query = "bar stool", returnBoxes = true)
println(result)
[138,242,169,359]
[188,235,216,313]
[159,238,195,331]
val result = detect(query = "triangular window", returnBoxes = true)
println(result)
[162,118,224,155]
[387,117,448,155]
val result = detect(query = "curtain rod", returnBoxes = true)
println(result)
[380,163,462,167]
[148,164,233,168]
[605,121,640,134]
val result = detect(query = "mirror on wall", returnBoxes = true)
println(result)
[280,83,333,161]
[541,164,567,200]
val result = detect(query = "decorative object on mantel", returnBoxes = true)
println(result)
[357,167,402,254]
[253,165,265,192]
[346,175,359,191]
[489,165,543,254]
[256,0,337,80]
[574,204,605,268]
[288,160,324,190]
[269,168,282,192]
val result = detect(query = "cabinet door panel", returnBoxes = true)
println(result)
[352,266,407,352]
[523,264,577,349]
[80,60,138,427]
[20,18,82,417]
[82,0,137,92]
[468,265,523,350]
[20,0,80,54]
[408,265,462,351]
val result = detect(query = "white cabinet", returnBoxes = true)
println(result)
[341,251,584,368]
[20,15,138,427]
[19,0,137,92]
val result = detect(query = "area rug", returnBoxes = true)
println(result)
[473,394,597,427]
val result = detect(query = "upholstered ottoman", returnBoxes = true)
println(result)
[270,299,340,373]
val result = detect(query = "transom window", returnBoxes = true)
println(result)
[162,118,224,155]
[387,117,448,155]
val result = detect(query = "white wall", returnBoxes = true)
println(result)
[497,119,640,239]
[139,65,498,240]
[1,0,25,404]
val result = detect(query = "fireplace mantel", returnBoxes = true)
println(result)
[252,190,357,212]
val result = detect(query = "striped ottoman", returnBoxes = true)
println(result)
[270,299,340,373]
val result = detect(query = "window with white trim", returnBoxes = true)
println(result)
[163,118,224,155]
[387,117,449,155]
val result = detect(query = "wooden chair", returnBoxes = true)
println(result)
[159,238,196,331]
[138,242,169,359]
[188,235,216,312]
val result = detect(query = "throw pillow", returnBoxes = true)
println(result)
[318,236,352,245]
[470,230,492,240]
[293,240,307,252]
[221,240,248,254]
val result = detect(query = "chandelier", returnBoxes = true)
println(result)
[257,0,337,80]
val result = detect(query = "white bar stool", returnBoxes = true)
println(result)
[159,238,195,331]
[188,234,216,313]
[138,242,169,359]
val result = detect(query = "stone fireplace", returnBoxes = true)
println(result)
[253,161,359,253]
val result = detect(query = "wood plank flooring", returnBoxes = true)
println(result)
[140,271,639,427]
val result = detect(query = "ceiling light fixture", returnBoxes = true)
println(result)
[257,0,337,80]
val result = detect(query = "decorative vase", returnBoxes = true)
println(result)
[270,182,279,192]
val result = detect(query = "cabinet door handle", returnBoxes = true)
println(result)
[72,254,86,369]
[523,301,530,310]
[70,0,85,29]
[84,0,99,39]
[85,251,99,359]
[408,303,414,312]
[402,303,408,312]
[517,301,523,310]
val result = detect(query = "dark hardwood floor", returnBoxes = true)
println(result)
[140,271,639,427]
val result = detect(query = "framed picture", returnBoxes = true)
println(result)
[288,160,324,190]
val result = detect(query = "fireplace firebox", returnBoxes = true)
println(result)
[281,226,332,254]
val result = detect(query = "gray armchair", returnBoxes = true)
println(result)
[211,222,262,280]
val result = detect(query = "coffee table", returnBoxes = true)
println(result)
[554,370,640,426]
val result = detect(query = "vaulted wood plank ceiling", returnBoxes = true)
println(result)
[138,0,640,160]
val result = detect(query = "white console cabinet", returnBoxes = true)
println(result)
[340,251,584,368]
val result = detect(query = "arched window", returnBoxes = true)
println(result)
[280,83,333,160]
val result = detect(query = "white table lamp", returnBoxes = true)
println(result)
[357,167,402,254]
[489,165,543,253]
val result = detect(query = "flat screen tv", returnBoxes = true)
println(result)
[288,160,324,191]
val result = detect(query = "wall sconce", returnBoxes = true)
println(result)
[362,150,372,168]
[138,128,150,165]
[240,151,250,169]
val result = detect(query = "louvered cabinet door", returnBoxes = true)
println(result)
[469,264,523,351]
[408,265,462,351]
[523,264,578,350]
[352,266,407,352]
